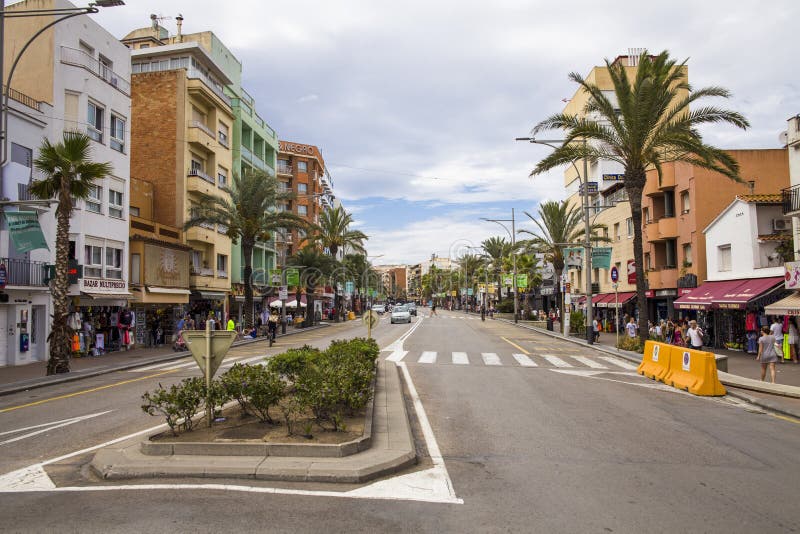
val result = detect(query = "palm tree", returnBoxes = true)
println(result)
[482,236,515,303]
[30,132,113,375]
[313,205,368,257]
[289,245,335,327]
[518,200,607,333]
[185,169,307,330]
[457,253,486,307]
[530,50,748,341]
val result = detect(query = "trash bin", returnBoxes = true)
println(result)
[546,317,554,331]
[348,311,355,321]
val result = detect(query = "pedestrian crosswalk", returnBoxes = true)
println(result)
[389,350,636,371]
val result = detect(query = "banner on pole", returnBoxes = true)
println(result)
[627,259,636,284]
[4,211,49,253]
[516,274,528,288]
[285,268,300,286]
[591,247,612,270]
[564,248,583,268]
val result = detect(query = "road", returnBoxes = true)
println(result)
[1,311,799,533]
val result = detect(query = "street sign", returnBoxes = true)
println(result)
[467,288,473,296]
[516,274,528,288]
[0,263,7,289]
[579,181,599,194]
[183,330,237,378]
[279,287,288,300]
[345,281,354,294]
[610,266,619,282]
[363,310,379,329]
[503,275,513,286]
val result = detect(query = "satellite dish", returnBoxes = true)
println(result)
[779,130,789,147]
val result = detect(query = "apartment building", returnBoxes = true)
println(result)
[4,0,132,363]
[122,24,234,322]
[276,140,335,263]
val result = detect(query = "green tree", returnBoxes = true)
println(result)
[530,50,748,341]
[30,132,113,375]
[313,205,367,257]
[184,169,307,329]
[288,245,335,327]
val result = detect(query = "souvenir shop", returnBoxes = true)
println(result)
[593,292,637,332]
[68,300,135,356]
[188,290,227,328]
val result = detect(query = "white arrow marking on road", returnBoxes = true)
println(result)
[0,411,113,446]
[571,356,608,369]
[541,354,571,367]
[512,354,537,367]
[451,352,469,365]
[385,350,408,362]
[418,351,437,363]
[481,353,502,366]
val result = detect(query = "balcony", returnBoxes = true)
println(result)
[60,46,130,96]
[644,216,678,242]
[646,266,679,290]
[277,164,293,176]
[186,67,231,107]
[3,86,42,112]
[187,121,215,149]
[0,258,48,287]
[782,185,800,215]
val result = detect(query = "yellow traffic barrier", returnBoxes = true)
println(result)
[664,346,726,396]
[637,340,671,382]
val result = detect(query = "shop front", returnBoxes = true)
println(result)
[0,258,51,366]
[69,277,132,356]
[645,288,679,322]
[189,290,227,327]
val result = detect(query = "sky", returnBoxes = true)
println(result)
[93,0,800,265]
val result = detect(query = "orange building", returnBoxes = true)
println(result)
[641,149,789,319]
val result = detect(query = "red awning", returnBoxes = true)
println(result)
[592,294,613,307]
[673,280,750,310]
[607,292,636,308]
[713,277,785,309]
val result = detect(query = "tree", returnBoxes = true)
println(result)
[185,169,307,330]
[482,236,515,302]
[530,50,748,342]
[30,132,113,375]
[288,245,335,327]
[313,205,367,257]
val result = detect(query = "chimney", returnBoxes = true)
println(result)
[175,14,184,42]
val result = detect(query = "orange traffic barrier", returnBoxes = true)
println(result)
[664,346,726,396]
[637,340,671,382]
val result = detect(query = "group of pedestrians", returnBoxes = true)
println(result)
[756,317,800,384]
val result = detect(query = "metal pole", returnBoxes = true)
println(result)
[583,139,594,344]
[615,283,619,350]
[205,319,212,428]
[512,208,518,323]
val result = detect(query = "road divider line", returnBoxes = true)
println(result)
[481,353,502,366]
[418,351,437,364]
[512,354,537,367]
[501,337,529,355]
[452,352,469,365]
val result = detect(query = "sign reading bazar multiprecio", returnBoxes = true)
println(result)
[279,141,315,156]
[79,278,127,294]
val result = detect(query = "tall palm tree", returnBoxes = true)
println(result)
[518,200,607,333]
[185,169,307,330]
[289,245,335,327]
[30,132,113,375]
[530,50,748,341]
[482,236,515,301]
[457,253,486,303]
[314,205,368,257]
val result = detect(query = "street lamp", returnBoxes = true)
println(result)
[516,136,594,344]
[0,1,125,191]
[481,209,518,323]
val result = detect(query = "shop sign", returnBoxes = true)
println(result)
[655,289,677,297]
[279,141,316,156]
[79,278,127,294]
[603,173,624,181]
[541,287,554,295]
[627,260,636,284]
[678,288,694,296]
[285,268,300,287]
[717,303,743,310]
[785,262,800,290]
[144,245,189,287]
[4,211,49,253]
[645,290,654,298]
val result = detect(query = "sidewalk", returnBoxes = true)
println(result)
[0,323,330,397]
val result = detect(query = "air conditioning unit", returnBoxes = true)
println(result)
[773,219,790,231]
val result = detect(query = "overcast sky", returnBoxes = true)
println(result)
[94,0,799,265]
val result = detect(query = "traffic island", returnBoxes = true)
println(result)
[90,361,416,483]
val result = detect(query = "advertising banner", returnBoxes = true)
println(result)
[516,274,528,288]
[785,262,800,289]
[564,248,583,268]
[4,211,49,253]
[285,268,300,287]
[592,247,612,270]
[627,259,637,284]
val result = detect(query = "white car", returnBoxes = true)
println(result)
[390,305,411,324]
[371,304,386,315]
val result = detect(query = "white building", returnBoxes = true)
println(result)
[785,115,800,259]
[4,0,132,365]
[703,195,787,281]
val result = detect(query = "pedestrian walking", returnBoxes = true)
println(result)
[226,315,235,331]
[430,301,437,317]
[672,320,684,347]
[686,320,704,350]
[757,326,778,383]
[592,317,601,342]
[770,317,784,361]
[788,318,799,363]
[625,317,637,339]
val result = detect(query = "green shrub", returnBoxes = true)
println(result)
[206,378,230,419]
[141,377,205,435]
[495,299,515,313]
[267,345,323,381]
[218,363,253,415]
[617,336,645,353]
[219,363,284,423]
[570,311,585,334]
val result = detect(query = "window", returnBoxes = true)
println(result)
[87,101,104,142]
[130,206,140,217]
[10,143,32,167]
[297,161,308,173]
[130,253,141,285]
[683,243,693,266]
[139,43,150,49]
[105,246,123,279]
[86,184,102,213]
[218,122,229,147]
[191,251,202,273]
[298,205,308,216]
[190,157,204,173]
[217,166,228,187]
[643,208,650,224]
[108,189,123,218]
[99,54,113,79]
[719,245,732,272]
[217,254,228,277]
[626,218,634,237]
[84,244,103,277]
[665,239,677,268]
[644,253,652,271]
[664,191,675,218]
[110,114,125,152]
[681,191,690,214]
[613,222,620,241]
[297,183,307,194]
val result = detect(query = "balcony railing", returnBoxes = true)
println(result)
[277,164,292,175]
[3,86,42,112]
[0,257,48,286]
[188,167,214,183]
[782,185,800,215]
[188,120,214,138]
[186,67,231,106]
[60,46,130,95]
[17,183,35,201]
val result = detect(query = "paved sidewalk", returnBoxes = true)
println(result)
[0,323,331,396]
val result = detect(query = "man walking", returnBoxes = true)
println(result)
[686,320,704,350]
[625,317,637,339]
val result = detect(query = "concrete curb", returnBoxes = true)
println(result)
[0,324,332,398]
[89,361,417,484]
[723,388,800,419]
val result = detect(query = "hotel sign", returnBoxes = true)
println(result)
[603,173,625,181]
[279,141,316,156]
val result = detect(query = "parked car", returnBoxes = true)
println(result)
[371,303,386,315]
[390,305,411,324]
[405,302,417,316]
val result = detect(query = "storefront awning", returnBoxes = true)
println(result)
[607,292,636,308]
[147,286,191,295]
[592,294,614,308]
[673,280,742,310]
[765,292,800,316]
[191,291,227,300]
[80,291,132,299]
[713,276,784,309]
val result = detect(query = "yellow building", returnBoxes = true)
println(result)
[122,25,234,322]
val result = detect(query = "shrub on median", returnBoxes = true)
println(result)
[141,377,206,436]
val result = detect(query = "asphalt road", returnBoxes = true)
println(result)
[1,311,799,533]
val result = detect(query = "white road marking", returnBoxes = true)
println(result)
[481,353,502,366]
[130,358,192,372]
[512,354,537,367]
[418,351,437,364]
[0,411,112,446]
[381,317,425,353]
[599,356,639,370]
[385,350,408,362]
[571,356,608,369]
[541,354,571,368]
[451,352,469,365]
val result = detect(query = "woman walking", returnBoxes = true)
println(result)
[757,325,779,383]
[787,318,799,363]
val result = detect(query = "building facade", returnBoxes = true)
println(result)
[4,0,132,363]
[122,25,234,324]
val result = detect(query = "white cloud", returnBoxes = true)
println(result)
[296,94,319,104]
